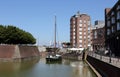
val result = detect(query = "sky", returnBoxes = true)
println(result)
[0,0,118,46]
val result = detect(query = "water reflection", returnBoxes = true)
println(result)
[63,59,97,77]
[0,58,96,77]
[0,58,40,77]
[70,61,94,77]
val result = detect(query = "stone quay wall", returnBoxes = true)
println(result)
[0,45,40,62]
[87,55,120,77]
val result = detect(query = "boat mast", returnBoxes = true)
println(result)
[54,16,56,48]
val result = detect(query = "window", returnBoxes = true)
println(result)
[73,25,75,28]
[84,36,86,39]
[79,28,82,31]
[111,17,115,24]
[73,21,75,24]
[73,28,75,31]
[73,40,75,43]
[84,20,86,23]
[79,44,82,47]
[73,43,75,47]
[94,31,97,39]
[79,20,82,23]
[111,11,114,15]
[107,21,110,27]
[117,11,120,19]
[88,35,90,38]
[117,5,120,10]
[79,40,82,42]
[84,24,86,27]
[88,21,90,25]
[88,27,90,30]
[88,30,90,34]
[112,26,115,33]
[79,32,82,35]
[84,32,86,35]
[107,29,111,35]
[73,32,75,35]
[107,17,110,20]
[73,36,75,39]
[79,24,82,27]
[79,36,82,39]
[84,28,86,31]
[84,45,86,48]
[117,22,120,30]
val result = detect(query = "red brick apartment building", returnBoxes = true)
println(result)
[91,20,105,52]
[70,12,91,49]
[105,0,120,57]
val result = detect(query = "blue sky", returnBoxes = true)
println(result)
[0,0,118,45]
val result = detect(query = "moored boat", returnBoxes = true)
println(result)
[46,54,62,62]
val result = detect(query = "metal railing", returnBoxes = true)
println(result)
[88,52,120,68]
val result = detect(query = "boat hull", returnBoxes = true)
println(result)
[46,57,62,62]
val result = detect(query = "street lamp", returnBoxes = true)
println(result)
[108,45,111,63]
[117,36,119,49]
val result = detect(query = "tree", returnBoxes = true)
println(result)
[0,25,36,44]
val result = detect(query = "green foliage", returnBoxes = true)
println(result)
[0,25,36,44]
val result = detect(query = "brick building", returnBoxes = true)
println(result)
[70,12,91,49]
[91,20,105,52]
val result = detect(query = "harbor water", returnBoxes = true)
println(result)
[0,58,97,77]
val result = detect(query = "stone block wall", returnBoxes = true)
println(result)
[0,45,40,62]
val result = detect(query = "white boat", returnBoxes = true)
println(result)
[46,54,62,62]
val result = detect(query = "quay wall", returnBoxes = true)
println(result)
[87,55,120,77]
[0,45,40,62]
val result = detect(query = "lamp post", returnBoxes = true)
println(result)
[117,36,119,50]
[108,45,111,63]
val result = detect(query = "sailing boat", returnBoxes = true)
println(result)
[46,16,62,62]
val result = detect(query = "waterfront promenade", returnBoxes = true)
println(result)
[88,52,120,68]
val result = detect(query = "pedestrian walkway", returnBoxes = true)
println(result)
[88,53,120,68]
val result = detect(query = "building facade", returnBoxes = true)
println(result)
[105,0,120,57]
[70,12,91,49]
[91,20,105,52]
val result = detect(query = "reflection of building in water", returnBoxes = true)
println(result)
[71,61,96,77]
